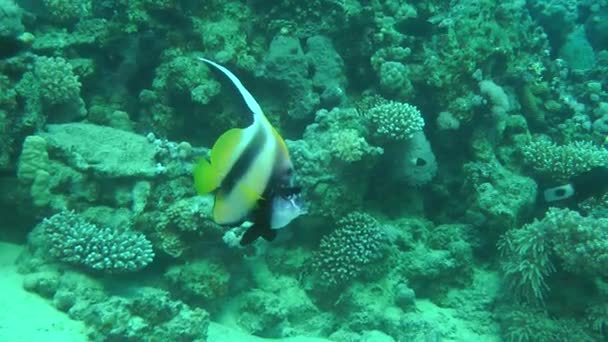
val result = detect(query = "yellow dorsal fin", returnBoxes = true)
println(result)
[210,128,244,176]
[193,158,220,194]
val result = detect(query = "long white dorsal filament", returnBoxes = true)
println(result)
[197,57,264,121]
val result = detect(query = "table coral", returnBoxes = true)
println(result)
[41,123,160,178]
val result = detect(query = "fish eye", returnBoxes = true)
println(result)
[415,158,427,167]
[554,189,566,197]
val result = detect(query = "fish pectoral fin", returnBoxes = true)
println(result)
[193,158,220,194]
[210,127,244,175]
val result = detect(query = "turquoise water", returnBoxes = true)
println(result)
[1,0,608,341]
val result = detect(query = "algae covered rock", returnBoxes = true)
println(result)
[0,0,24,39]
[81,287,209,341]
[164,258,230,303]
[17,135,49,182]
[41,123,160,178]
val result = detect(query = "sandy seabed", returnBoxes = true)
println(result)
[0,241,332,342]
[0,242,87,342]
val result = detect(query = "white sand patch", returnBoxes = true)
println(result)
[0,242,87,342]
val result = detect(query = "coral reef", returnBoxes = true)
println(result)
[499,207,608,304]
[368,101,424,142]
[2,0,608,340]
[41,210,154,273]
[312,212,387,288]
[521,136,608,181]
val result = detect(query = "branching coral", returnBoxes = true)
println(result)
[41,210,154,272]
[521,136,608,181]
[368,100,425,142]
[312,212,387,288]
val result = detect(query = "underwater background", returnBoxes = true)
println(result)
[1,0,608,341]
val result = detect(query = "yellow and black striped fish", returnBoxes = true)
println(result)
[194,58,305,245]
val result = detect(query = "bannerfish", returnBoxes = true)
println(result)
[193,57,306,246]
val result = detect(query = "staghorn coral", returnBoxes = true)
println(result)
[41,210,154,273]
[497,305,594,342]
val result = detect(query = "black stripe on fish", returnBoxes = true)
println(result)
[220,124,267,195]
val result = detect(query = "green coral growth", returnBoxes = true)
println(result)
[312,212,387,288]
[368,100,425,142]
[34,56,82,105]
[41,210,154,273]
[521,136,608,181]
[499,207,608,304]
[498,219,554,303]
[42,0,92,23]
